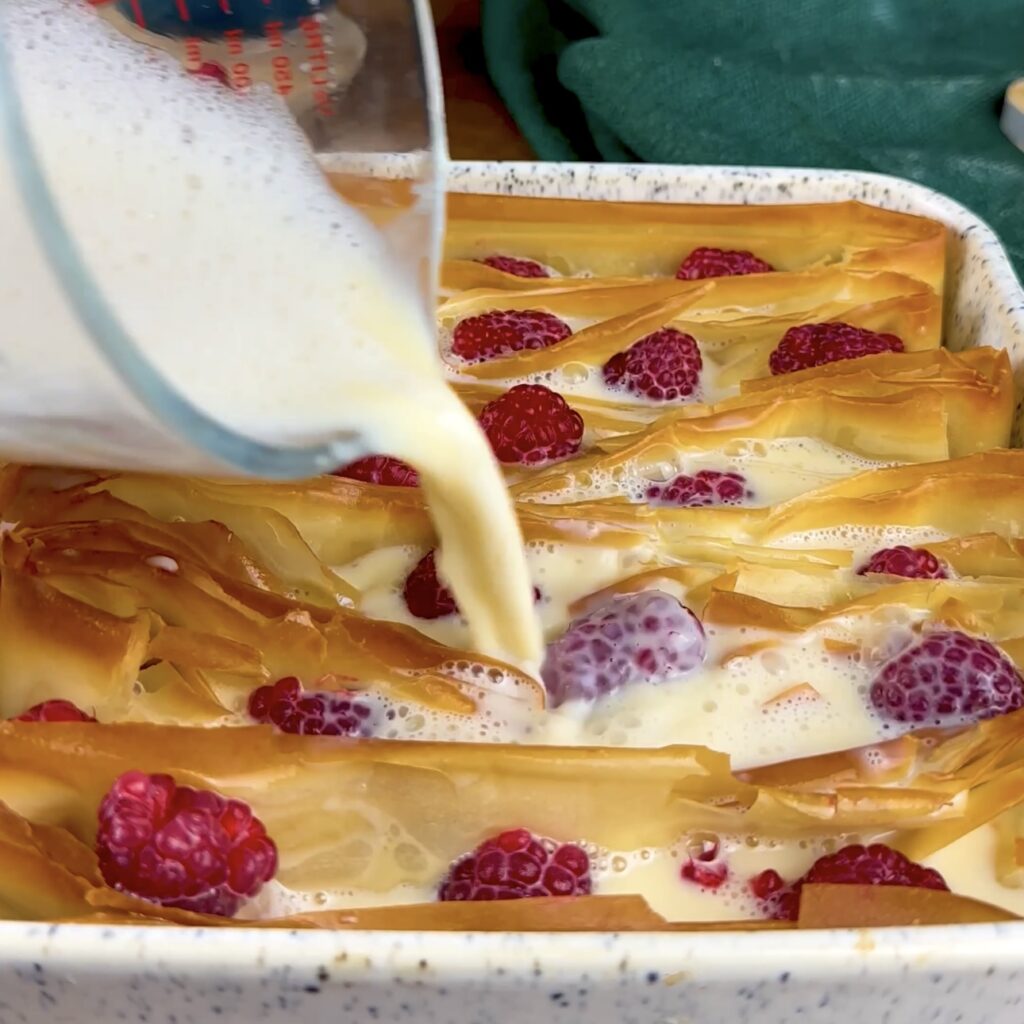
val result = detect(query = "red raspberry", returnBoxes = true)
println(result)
[680,836,728,890]
[12,700,96,723]
[676,247,774,280]
[541,590,706,707]
[753,843,948,921]
[438,828,591,901]
[451,309,571,363]
[402,550,459,619]
[248,676,374,737]
[602,327,703,402]
[749,868,785,902]
[647,470,750,507]
[96,771,277,918]
[403,550,542,619]
[333,455,420,487]
[478,255,550,279]
[479,384,584,465]
[858,546,948,580]
[870,630,1024,726]
[769,322,904,375]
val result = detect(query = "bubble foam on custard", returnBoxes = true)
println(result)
[354,660,544,745]
[338,557,925,764]
[521,437,898,507]
[243,823,1024,923]
[541,619,904,769]
[776,524,951,563]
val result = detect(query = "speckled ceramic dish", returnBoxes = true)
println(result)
[3,163,1023,1024]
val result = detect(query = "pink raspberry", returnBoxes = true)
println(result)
[12,700,96,723]
[646,470,750,507]
[769,321,904,375]
[541,590,706,707]
[247,676,374,737]
[333,455,420,487]
[676,247,774,280]
[858,546,948,579]
[602,327,703,402]
[96,771,277,918]
[451,309,571,363]
[752,843,948,922]
[870,630,1024,725]
[479,384,584,465]
[478,255,550,279]
[680,836,728,890]
[438,828,591,901]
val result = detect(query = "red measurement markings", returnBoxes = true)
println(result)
[263,20,292,95]
[231,61,252,88]
[264,20,284,48]
[175,0,191,20]
[298,15,333,117]
[271,54,293,95]
[184,36,202,70]
[219,29,248,88]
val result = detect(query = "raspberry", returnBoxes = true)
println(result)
[869,630,1024,726]
[247,676,374,737]
[402,551,458,619]
[12,700,96,723]
[680,836,728,890]
[438,828,591,901]
[403,550,542,619]
[602,327,703,402]
[768,322,904,375]
[541,590,706,707]
[96,771,277,918]
[647,470,750,507]
[749,868,785,902]
[478,255,550,279]
[858,546,948,580]
[804,844,947,890]
[681,859,728,889]
[479,384,584,465]
[753,843,948,922]
[333,455,420,487]
[451,309,571,363]
[676,247,774,280]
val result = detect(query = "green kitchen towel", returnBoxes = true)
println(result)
[482,0,1024,277]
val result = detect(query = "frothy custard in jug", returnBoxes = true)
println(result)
[0,0,542,666]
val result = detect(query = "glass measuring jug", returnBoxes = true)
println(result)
[0,0,446,478]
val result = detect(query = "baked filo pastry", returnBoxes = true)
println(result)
[441,195,946,293]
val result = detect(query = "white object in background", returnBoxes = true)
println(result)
[1002,79,1024,151]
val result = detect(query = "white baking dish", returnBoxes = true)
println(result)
[2,163,1022,1024]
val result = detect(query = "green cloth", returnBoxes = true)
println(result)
[482,0,1024,278]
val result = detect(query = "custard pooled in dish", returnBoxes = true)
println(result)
[4,195,1024,933]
